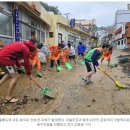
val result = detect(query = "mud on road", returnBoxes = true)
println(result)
[0,49,130,115]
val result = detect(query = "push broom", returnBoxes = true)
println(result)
[97,67,127,89]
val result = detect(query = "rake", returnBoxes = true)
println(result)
[97,67,127,89]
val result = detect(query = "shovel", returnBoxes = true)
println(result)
[32,79,55,99]
[54,57,63,72]
[108,62,118,68]
[97,67,127,89]
[80,60,85,65]
[65,62,73,70]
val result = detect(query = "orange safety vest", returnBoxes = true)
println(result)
[102,50,112,60]
[49,45,62,60]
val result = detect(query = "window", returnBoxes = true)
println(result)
[124,38,127,44]
[22,13,31,24]
[31,18,37,27]
[0,2,12,12]
[0,12,12,36]
[68,35,76,45]
[40,31,45,43]
[31,18,40,28]
[118,41,120,45]
[37,22,40,28]
[20,12,45,42]
[31,29,36,37]
[0,36,13,45]
[22,24,31,40]
[121,40,123,45]
[37,30,40,42]
[58,33,62,44]
[19,9,22,20]
[41,23,46,30]
[49,32,53,38]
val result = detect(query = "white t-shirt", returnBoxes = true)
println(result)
[69,46,75,56]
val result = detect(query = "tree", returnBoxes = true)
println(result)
[40,2,61,14]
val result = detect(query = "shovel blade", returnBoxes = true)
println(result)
[42,87,55,99]
[109,62,118,68]
[56,66,63,72]
[65,62,73,70]
[115,81,127,89]
[80,60,85,65]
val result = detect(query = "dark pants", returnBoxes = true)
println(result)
[50,60,60,68]
[78,53,84,56]
[85,61,96,72]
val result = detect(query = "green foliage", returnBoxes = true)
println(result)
[40,2,61,14]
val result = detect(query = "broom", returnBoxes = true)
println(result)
[97,67,127,89]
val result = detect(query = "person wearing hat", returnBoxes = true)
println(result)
[0,39,37,103]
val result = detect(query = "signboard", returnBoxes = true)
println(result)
[14,9,20,41]
[70,19,75,28]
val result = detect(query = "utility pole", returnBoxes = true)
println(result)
[62,13,70,19]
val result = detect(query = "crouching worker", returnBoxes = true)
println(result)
[61,46,69,64]
[101,45,113,65]
[49,44,63,70]
[29,48,43,77]
[0,38,37,103]
[82,44,110,84]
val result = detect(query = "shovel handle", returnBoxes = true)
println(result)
[97,67,115,82]
[32,79,43,90]
[54,57,58,67]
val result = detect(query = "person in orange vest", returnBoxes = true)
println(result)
[29,31,43,77]
[49,44,64,69]
[29,48,43,77]
[61,46,69,64]
[101,46,113,65]
[82,43,110,84]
